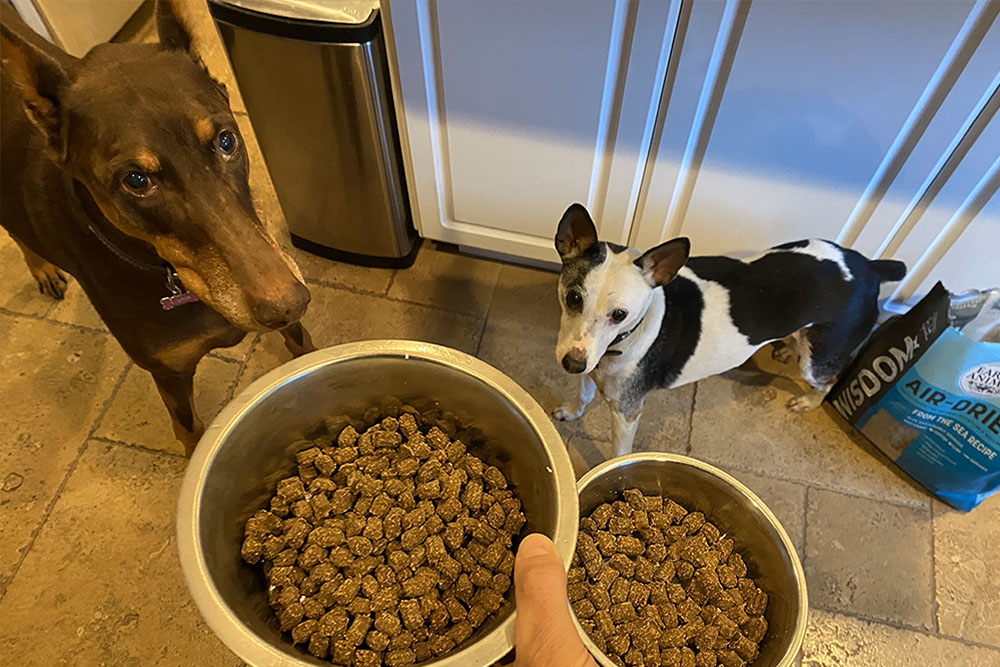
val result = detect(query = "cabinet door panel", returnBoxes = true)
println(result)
[388,0,674,261]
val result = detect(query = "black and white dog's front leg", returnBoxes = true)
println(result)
[609,400,642,457]
[553,373,597,421]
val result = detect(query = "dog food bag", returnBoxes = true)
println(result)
[827,282,1000,511]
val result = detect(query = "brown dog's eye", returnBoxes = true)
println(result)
[217,130,238,158]
[121,170,153,196]
[611,308,628,323]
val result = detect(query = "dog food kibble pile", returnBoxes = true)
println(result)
[570,489,768,667]
[240,411,526,666]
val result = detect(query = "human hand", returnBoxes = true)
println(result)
[513,533,598,667]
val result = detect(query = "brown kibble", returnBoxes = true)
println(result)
[338,425,359,447]
[608,553,636,577]
[610,602,637,623]
[303,597,324,619]
[627,582,650,607]
[241,536,262,563]
[346,535,374,557]
[483,465,506,490]
[617,536,644,556]
[741,616,767,643]
[447,620,473,645]
[276,477,306,502]
[291,619,319,644]
[587,585,612,610]
[400,525,428,551]
[717,649,745,667]
[572,599,597,619]
[608,515,634,535]
[609,578,630,604]
[695,650,718,667]
[745,588,768,616]
[308,633,330,658]
[248,408,527,661]
[659,627,687,649]
[374,611,403,637]
[608,633,631,656]
[400,599,425,629]
[269,496,290,517]
[634,557,654,583]
[366,628,390,651]
[278,602,305,631]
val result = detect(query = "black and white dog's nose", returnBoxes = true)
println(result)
[562,351,587,373]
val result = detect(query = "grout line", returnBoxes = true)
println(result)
[0,305,110,337]
[205,354,243,367]
[473,311,490,358]
[928,498,939,634]
[809,604,1000,652]
[384,269,398,296]
[303,276,487,319]
[228,333,261,403]
[0,360,133,602]
[90,436,187,460]
[41,299,60,319]
[685,383,698,455]
[800,484,809,558]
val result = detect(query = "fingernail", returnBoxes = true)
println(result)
[518,533,555,559]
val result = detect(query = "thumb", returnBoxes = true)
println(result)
[514,534,597,667]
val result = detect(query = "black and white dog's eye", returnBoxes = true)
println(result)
[216,130,238,157]
[566,291,583,309]
[611,308,628,323]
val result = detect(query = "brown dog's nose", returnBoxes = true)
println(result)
[562,349,587,374]
[251,282,310,329]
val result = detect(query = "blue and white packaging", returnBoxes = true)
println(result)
[828,283,1000,511]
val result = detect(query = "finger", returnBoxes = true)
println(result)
[514,534,596,667]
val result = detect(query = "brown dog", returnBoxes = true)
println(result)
[1,1,314,454]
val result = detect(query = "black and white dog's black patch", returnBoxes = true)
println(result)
[552,203,906,456]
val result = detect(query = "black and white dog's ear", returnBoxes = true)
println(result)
[636,237,690,286]
[555,203,598,259]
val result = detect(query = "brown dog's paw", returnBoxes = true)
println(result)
[31,264,68,300]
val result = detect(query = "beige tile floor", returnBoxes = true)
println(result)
[1,230,998,666]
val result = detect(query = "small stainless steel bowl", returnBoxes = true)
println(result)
[177,340,578,667]
[574,453,807,667]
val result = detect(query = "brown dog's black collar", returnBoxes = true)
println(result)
[72,181,198,310]
[72,180,165,274]
[604,316,645,357]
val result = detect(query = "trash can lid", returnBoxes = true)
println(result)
[217,0,377,24]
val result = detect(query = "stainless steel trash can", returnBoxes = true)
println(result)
[209,0,418,267]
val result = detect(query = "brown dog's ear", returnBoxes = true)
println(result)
[156,0,196,56]
[555,203,598,259]
[635,237,690,286]
[0,24,70,160]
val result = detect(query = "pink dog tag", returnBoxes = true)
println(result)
[160,291,200,310]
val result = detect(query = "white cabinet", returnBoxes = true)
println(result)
[386,0,999,305]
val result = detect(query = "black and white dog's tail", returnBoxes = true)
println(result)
[869,259,907,283]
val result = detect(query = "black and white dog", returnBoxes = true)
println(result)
[552,203,906,456]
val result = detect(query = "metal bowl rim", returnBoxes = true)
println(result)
[176,340,579,667]
[573,452,808,667]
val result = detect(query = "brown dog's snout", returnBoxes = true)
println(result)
[249,281,310,329]
[562,349,587,374]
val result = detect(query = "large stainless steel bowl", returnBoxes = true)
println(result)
[574,453,807,667]
[177,340,578,667]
